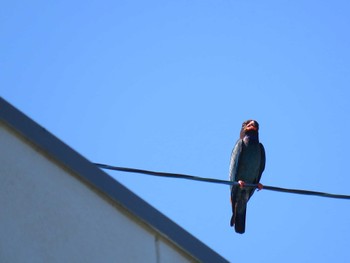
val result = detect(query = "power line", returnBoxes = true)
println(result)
[94,163,350,200]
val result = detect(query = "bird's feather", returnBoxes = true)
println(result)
[229,139,243,184]
[229,120,266,234]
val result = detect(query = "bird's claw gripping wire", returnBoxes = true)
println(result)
[238,180,263,191]
[238,180,245,189]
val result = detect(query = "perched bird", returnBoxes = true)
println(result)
[229,120,266,234]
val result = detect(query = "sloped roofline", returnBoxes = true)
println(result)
[0,97,228,263]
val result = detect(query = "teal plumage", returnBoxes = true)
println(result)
[229,120,266,234]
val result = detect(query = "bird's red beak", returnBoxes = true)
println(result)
[245,126,257,131]
[245,121,258,132]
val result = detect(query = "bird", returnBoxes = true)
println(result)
[229,120,266,234]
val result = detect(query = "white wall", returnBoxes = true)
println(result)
[0,124,194,263]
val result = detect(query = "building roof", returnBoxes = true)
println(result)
[0,97,228,263]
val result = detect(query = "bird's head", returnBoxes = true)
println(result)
[240,120,259,139]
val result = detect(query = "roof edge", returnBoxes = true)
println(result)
[0,97,228,263]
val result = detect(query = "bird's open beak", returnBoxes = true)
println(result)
[245,121,258,131]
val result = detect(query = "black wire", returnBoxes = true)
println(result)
[94,163,350,200]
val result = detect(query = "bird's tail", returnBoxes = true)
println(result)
[232,197,247,234]
[231,203,247,234]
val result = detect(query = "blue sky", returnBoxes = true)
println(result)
[2,1,350,262]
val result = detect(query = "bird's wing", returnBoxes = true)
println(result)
[229,139,243,225]
[255,142,266,184]
[229,139,243,184]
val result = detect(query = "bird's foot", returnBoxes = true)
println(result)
[257,183,264,191]
[238,180,245,189]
